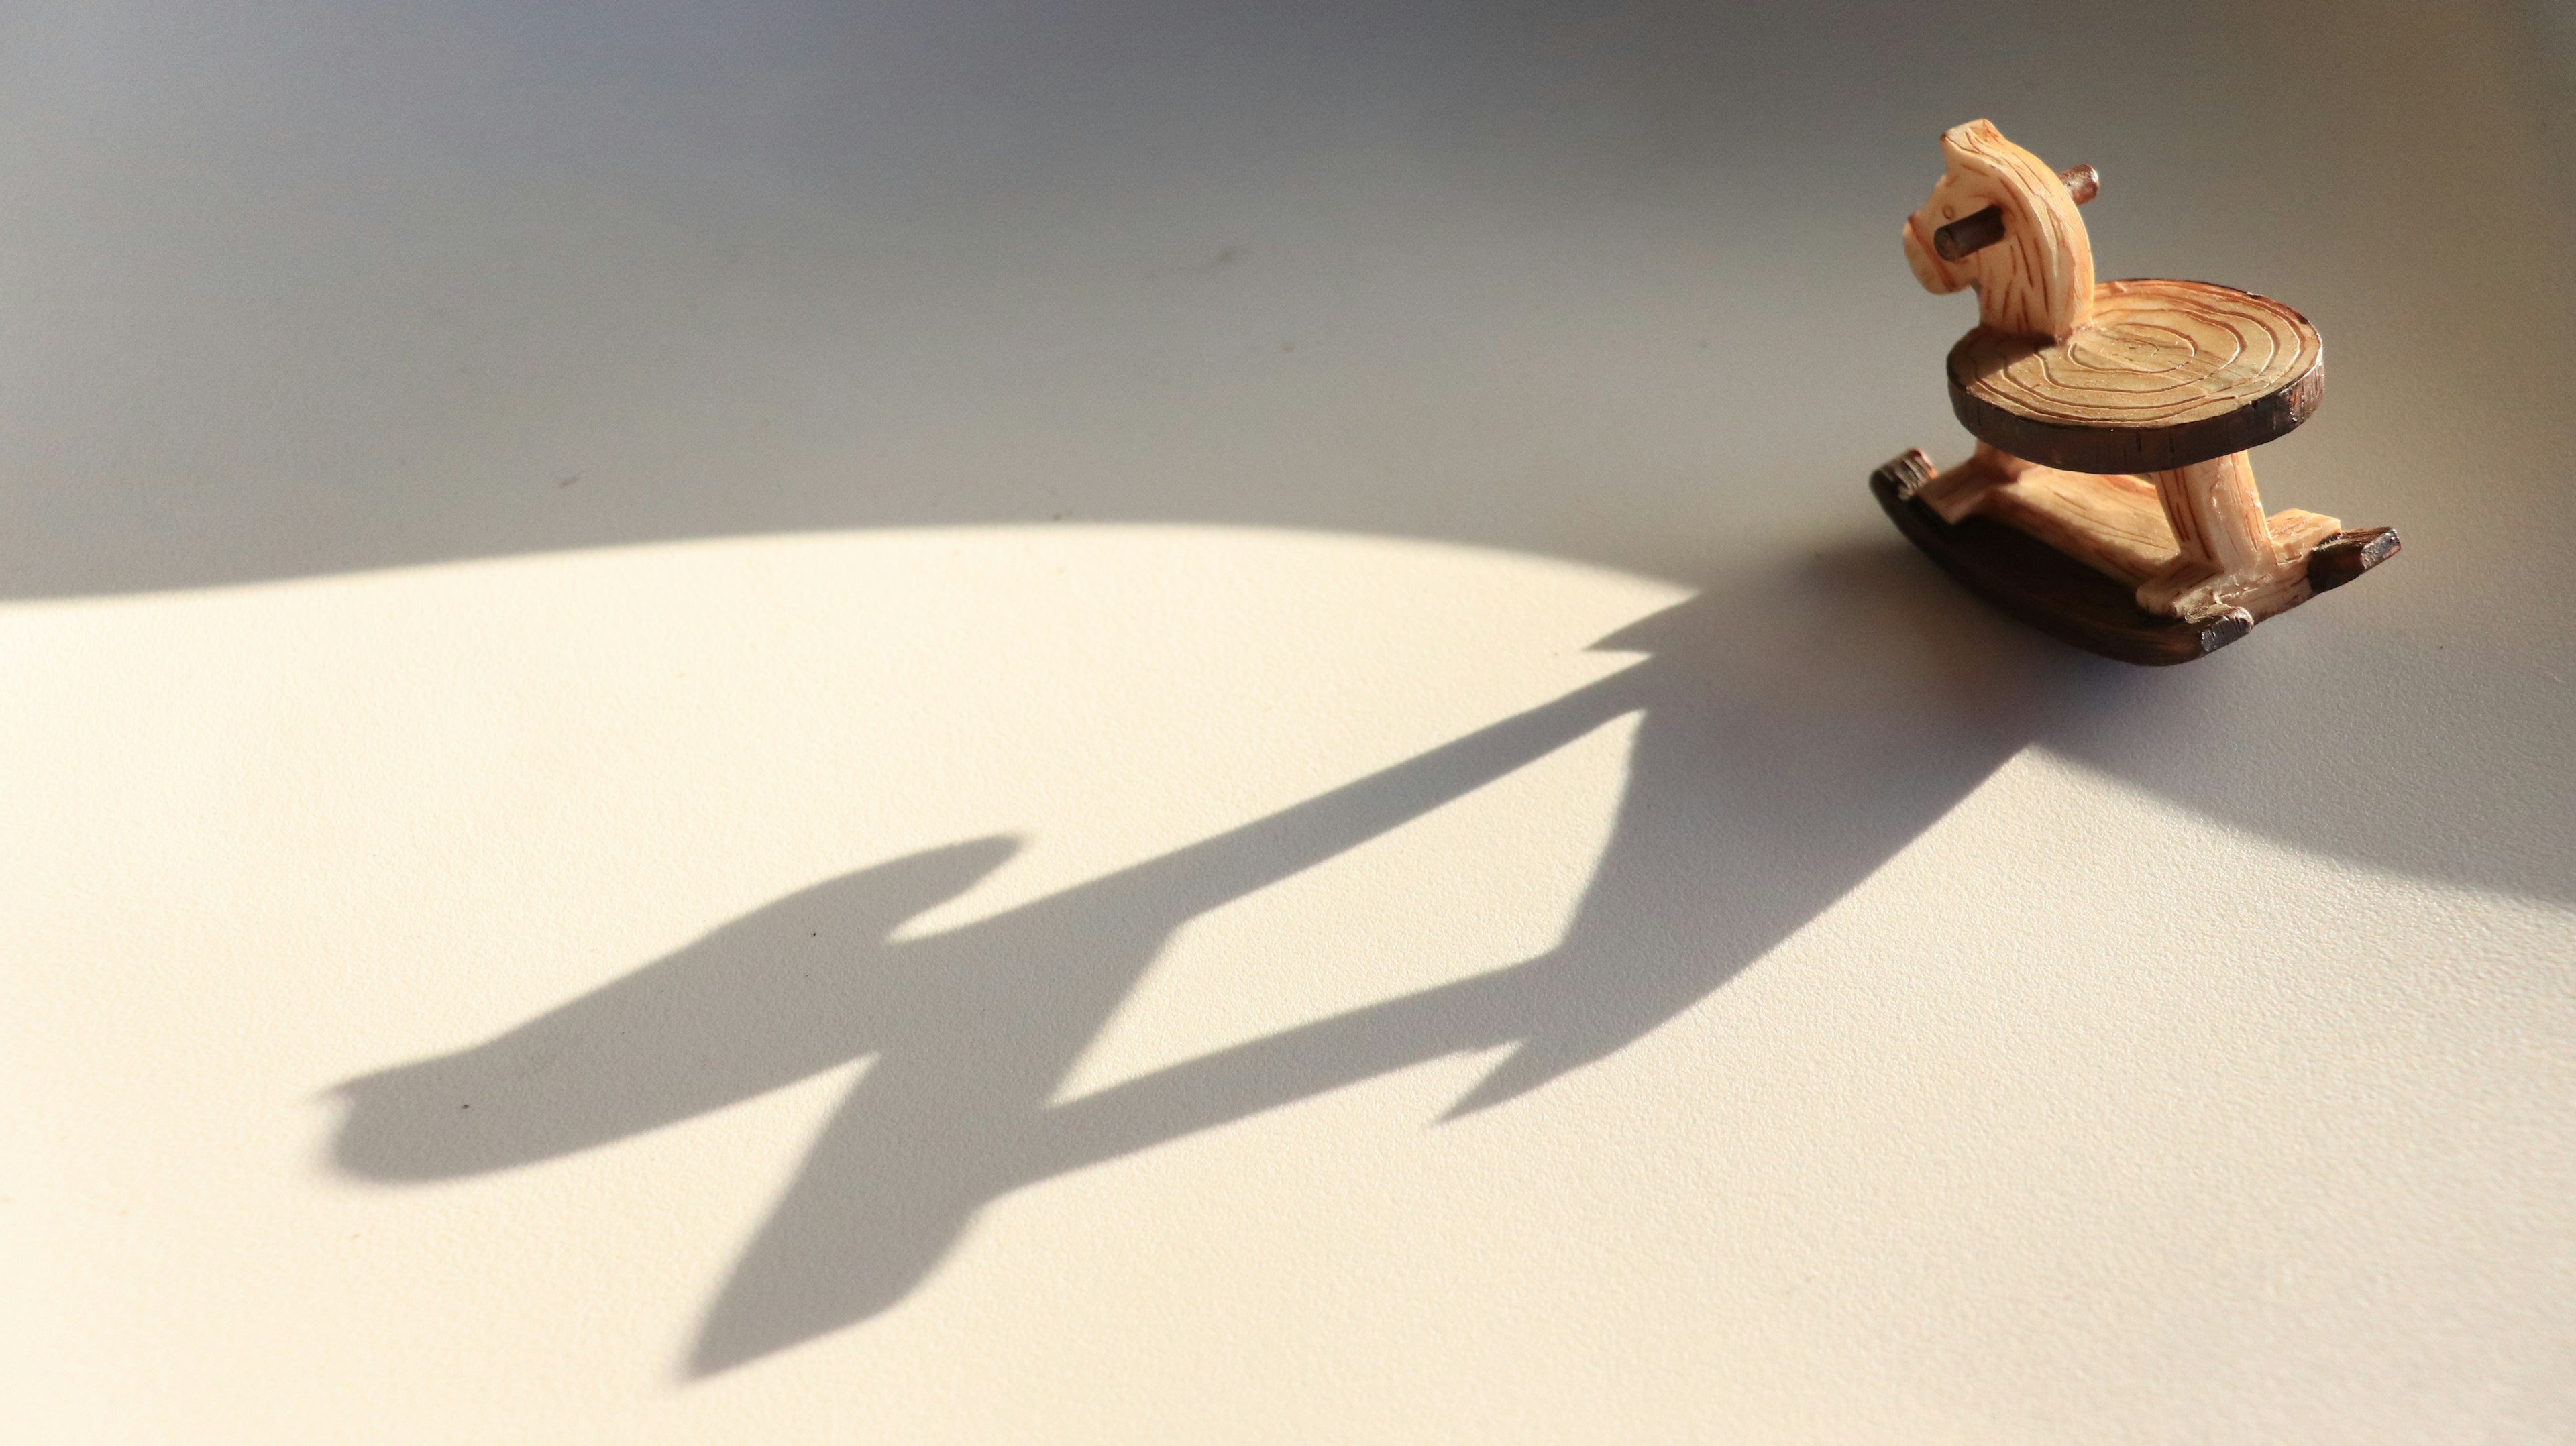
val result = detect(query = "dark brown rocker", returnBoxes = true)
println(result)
[1882,119,2399,665]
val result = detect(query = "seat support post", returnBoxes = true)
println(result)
[2136,451,2337,624]
[2157,451,2274,575]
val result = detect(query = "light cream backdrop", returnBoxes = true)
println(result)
[4,2,2571,1441]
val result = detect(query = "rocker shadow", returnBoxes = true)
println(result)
[329,540,2096,1376]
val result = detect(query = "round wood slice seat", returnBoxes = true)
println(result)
[1946,278,2324,474]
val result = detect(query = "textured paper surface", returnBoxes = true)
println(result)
[5,2,2572,1440]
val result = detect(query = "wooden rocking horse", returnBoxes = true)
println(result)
[1871,120,2400,664]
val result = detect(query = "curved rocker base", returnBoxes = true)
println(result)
[1870,450,2400,667]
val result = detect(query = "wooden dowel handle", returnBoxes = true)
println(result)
[1933,165,2100,262]
[1931,208,2005,262]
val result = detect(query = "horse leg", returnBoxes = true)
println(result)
[2135,450,2341,624]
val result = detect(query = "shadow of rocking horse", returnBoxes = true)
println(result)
[328,539,2096,1376]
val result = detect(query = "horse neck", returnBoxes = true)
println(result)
[1972,191,2094,338]
[1943,124,2097,341]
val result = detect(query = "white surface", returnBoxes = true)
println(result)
[5,2,2574,1441]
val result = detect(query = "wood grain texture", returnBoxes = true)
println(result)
[1913,442,2178,583]
[1980,461,2178,584]
[1902,120,2095,341]
[1913,442,2352,609]
[1875,451,2402,662]
[1948,279,2324,474]
[2130,450,2341,622]
[1933,166,2100,262]
[1870,450,2250,665]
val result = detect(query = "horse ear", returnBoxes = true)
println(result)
[1939,119,1998,168]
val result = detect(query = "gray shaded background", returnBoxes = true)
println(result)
[6,0,2567,900]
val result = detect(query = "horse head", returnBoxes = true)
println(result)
[1902,119,2096,341]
